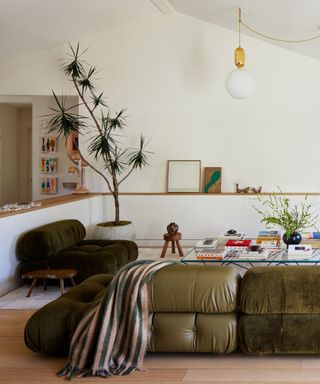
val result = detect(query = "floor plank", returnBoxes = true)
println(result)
[184,368,320,382]
[0,309,320,383]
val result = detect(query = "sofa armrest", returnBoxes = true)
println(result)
[24,274,113,354]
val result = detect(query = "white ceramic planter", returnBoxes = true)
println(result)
[93,221,136,241]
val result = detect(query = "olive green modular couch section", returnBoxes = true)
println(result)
[25,265,320,356]
[24,265,241,355]
[239,266,320,354]
[16,219,138,283]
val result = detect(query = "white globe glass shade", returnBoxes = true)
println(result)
[226,69,256,99]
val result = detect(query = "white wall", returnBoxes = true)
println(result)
[0,14,320,235]
[104,194,320,242]
[0,195,103,295]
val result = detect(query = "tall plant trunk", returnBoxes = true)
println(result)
[113,193,120,224]
[113,177,120,223]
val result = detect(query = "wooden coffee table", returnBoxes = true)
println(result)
[21,269,78,297]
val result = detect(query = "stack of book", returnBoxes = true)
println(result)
[225,239,252,250]
[256,230,281,247]
[195,248,223,260]
[287,244,313,260]
[222,248,270,260]
[301,232,320,239]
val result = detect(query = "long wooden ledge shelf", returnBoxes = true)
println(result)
[103,192,320,196]
[1,191,319,218]
[0,193,100,219]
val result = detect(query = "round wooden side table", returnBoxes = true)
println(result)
[21,269,78,297]
[160,232,184,258]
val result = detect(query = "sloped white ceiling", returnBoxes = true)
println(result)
[0,0,160,64]
[1,0,320,64]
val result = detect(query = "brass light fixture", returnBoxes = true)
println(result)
[226,8,320,99]
[226,8,255,99]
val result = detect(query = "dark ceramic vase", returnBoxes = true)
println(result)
[282,231,302,248]
[167,222,179,234]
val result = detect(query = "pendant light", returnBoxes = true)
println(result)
[226,8,256,99]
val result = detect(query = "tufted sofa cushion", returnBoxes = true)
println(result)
[25,265,241,355]
[25,274,112,355]
[148,265,240,353]
[17,219,86,261]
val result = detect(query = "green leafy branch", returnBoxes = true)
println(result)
[252,189,318,238]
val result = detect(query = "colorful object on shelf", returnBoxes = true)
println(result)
[40,136,57,153]
[40,157,57,174]
[204,167,221,193]
[40,177,57,194]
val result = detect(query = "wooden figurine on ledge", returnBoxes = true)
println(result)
[252,186,262,193]
[236,183,250,193]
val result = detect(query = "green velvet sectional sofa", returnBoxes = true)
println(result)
[16,219,138,283]
[24,264,320,356]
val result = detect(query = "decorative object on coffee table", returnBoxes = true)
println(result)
[252,189,318,247]
[21,268,78,297]
[160,228,184,258]
[204,167,221,193]
[167,222,179,234]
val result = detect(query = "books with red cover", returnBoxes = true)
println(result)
[225,239,252,249]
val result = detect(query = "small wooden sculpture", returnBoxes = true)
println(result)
[236,183,250,193]
[252,186,262,193]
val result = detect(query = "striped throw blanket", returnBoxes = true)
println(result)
[58,259,175,380]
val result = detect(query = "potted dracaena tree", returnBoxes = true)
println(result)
[46,44,151,240]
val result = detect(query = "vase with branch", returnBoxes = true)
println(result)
[46,44,151,236]
[252,190,318,247]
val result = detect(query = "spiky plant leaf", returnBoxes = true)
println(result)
[62,43,86,79]
[78,66,97,92]
[91,92,108,110]
[128,135,152,169]
[46,92,87,138]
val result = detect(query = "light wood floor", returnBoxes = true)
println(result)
[2,309,320,383]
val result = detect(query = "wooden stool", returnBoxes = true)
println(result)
[160,232,184,258]
[21,269,78,297]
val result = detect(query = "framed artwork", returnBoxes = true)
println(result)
[40,157,57,174]
[167,160,201,192]
[40,177,58,194]
[203,167,222,193]
[40,136,57,153]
